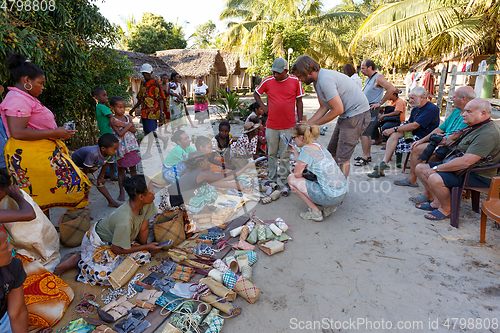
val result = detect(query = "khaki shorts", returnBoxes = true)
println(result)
[327,111,370,164]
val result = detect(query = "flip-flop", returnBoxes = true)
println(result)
[415,203,434,211]
[394,178,418,187]
[425,209,450,220]
[409,194,431,204]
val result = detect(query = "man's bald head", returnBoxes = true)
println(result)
[452,86,476,111]
[462,98,492,125]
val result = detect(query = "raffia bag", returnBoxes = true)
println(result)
[58,208,91,247]
[153,210,186,246]
[108,257,139,290]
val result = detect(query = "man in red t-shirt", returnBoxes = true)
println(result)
[254,58,305,188]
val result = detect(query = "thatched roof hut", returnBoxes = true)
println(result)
[219,50,241,87]
[155,49,227,77]
[116,50,175,79]
[116,50,175,104]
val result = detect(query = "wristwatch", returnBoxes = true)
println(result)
[432,165,438,171]
[394,126,398,132]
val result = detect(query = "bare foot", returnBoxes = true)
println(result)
[117,194,126,202]
[54,253,81,276]
[109,176,118,182]
[162,137,169,150]
[108,200,121,208]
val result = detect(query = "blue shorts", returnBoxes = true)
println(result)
[429,162,492,188]
[305,180,346,207]
[141,118,157,135]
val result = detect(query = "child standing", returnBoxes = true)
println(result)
[72,133,120,207]
[92,87,117,180]
[109,97,141,202]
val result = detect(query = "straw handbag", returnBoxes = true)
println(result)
[153,210,186,246]
[108,257,139,290]
[258,240,285,256]
[58,208,91,247]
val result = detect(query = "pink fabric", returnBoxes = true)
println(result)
[116,151,141,168]
[0,87,57,137]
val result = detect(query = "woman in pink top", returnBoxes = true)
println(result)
[0,54,90,214]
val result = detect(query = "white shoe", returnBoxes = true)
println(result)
[299,208,323,222]
[322,206,339,217]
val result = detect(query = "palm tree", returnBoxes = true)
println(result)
[219,0,364,66]
[349,0,499,67]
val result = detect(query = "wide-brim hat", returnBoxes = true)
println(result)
[243,123,260,134]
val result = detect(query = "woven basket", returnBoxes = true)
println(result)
[153,210,186,246]
[58,208,91,247]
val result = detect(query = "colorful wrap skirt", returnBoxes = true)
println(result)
[4,138,91,210]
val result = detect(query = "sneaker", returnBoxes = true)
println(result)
[299,208,323,222]
[322,206,339,217]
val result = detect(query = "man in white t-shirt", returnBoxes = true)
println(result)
[254,58,305,189]
[291,55,370,177]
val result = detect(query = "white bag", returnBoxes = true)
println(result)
[0,191,60,271]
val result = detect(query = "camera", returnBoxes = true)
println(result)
[418,133,444,162]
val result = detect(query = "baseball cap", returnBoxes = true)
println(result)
[271,58,287,73]
[140,63,153,73]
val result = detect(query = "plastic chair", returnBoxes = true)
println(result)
[450,163,500,228]
[480,177,500,243]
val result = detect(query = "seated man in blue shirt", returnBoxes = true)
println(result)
[368,87,440,178]
[394,86,475,190]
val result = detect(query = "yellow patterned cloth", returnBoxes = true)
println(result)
[4,138,90,210]
[15,254,74,331]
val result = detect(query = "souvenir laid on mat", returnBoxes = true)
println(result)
[246,250,258,266]
[233,276,260,304]
[153,209,186,246]
[156,292,183,311]
[258,240,285,256]
[224,255,238,273]
[200,294,241,316]
[240,265,252,280]
[257,224,266,242]
[108,257,139,290]
[246,228,258,244]
[162,322,182,333]
[222,270,239,289]
[208,269,223,282]
[236,254,249,268]
[199,277,237,301]
[201,308,224,333]
[237,225,255,251]
[213,259,229,273]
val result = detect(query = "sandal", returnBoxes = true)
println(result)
[424,209,450,220]
[415,203,434,211]
[354,156,371,162]
[409,194,431,204]
[354,158,370,166]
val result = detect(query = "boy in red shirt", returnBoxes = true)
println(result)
[254,58,304,192]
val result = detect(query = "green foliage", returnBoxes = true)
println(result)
[220,0,365,68]
[190,20,218,49]
[252,19,309,77]
[127,13,187,54]
[0,0,133,148]
[214,88,245,121]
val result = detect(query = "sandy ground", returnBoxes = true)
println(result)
[52,94,500,333]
